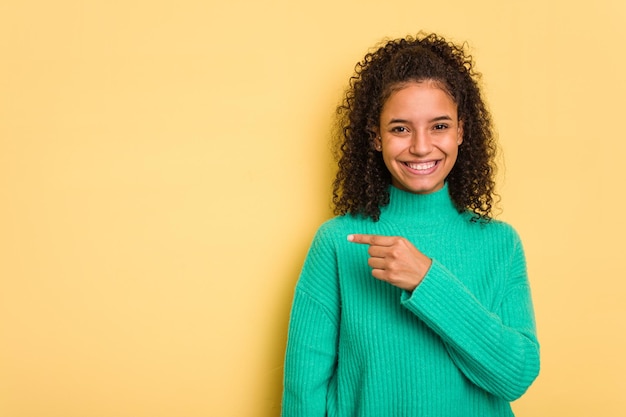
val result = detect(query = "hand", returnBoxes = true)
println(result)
[348,234,432,292]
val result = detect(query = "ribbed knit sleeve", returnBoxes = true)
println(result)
[282,224,340,417]
[400,227,540,401]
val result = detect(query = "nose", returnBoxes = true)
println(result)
[409,130,433,156]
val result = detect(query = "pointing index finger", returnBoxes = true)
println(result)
[347,234,395,246]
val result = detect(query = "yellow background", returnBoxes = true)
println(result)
[1,1,625,416]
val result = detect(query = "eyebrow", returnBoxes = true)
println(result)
[387,115,454,125]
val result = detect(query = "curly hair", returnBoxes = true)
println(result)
[332,32,498,221]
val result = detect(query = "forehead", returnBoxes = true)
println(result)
[381,81,458,117]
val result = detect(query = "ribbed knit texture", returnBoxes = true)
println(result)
[282,184,540,417]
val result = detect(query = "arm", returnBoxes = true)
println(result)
[400,235,540,401]
[282,226,340,417]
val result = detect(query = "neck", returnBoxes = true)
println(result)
[380,183,460,225]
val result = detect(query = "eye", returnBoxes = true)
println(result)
[433,123,448,130]
[390,126,408,133]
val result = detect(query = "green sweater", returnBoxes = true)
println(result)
[282,184,540,417]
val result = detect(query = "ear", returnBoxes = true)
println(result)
[457,120,464,145]
[372,129,382,151]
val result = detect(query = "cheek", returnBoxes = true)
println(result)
[380,144,401,166]
[447,146,460,169]
[379,147,398,173]
[445,140,460,157]
[381,138,403,155]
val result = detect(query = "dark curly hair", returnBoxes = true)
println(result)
[332,32,497,221]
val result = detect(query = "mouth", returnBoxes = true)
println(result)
[402,160,439,174]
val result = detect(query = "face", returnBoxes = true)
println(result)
[375,80,463,195]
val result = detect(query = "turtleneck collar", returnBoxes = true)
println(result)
[379,183,461,225]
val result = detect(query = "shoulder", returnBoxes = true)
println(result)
[462,212,519,234]
[305,213,373,254]
[315,213,371,239]
[489,218,522,243]
[460,213,524,249]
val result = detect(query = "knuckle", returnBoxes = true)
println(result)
[387,273,400,285]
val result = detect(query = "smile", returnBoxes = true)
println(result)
[403,161,438,171]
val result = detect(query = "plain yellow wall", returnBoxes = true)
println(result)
[1,1,625,416]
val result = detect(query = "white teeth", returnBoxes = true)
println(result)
[406,161,436,170]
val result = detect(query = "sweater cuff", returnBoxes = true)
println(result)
[400,259,457,306]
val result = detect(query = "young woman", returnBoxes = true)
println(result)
[282,33,540,417]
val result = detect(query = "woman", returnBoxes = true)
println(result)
[282,33,540,417]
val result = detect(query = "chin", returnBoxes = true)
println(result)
[395,180,445,195]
